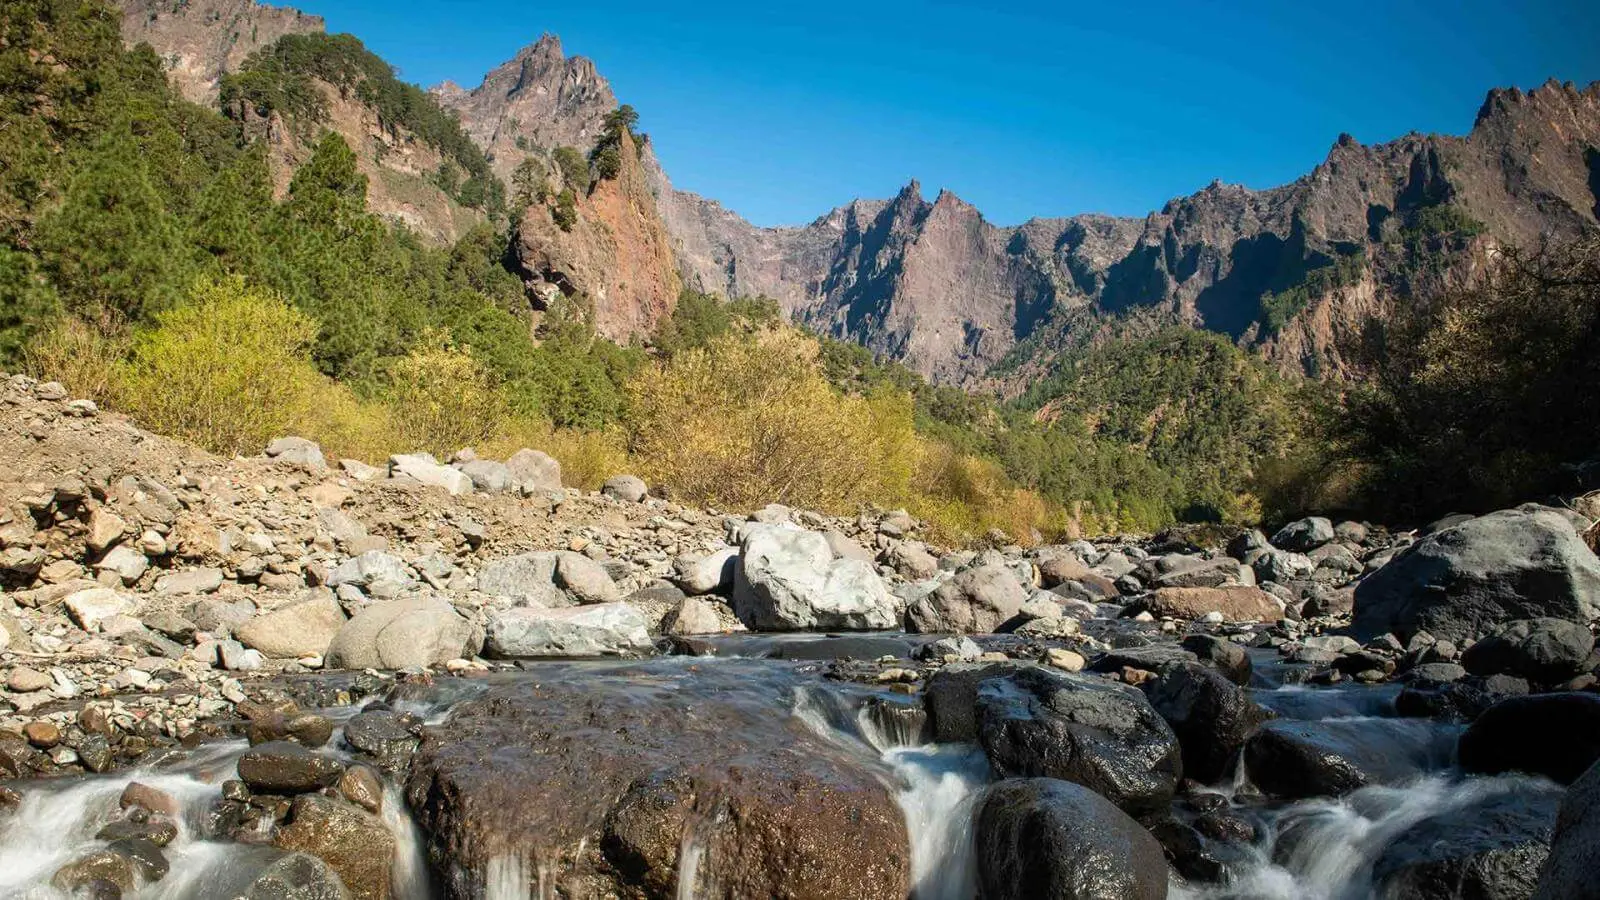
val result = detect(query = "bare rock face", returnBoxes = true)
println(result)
[430,35,617,185]
[116,0,323,104]
[405,664,911,900]
[512,131,682,340]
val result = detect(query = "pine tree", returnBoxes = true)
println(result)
[188,145,273,274]
[37,123,189,321]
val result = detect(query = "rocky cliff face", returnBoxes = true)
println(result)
[431,35,617,185]
[668,80,1600,385]
[117,0,323,104]
[512,132,682,340]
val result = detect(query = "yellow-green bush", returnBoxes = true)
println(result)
[23,314,129,404]
[115,276,321,455]
[628,329,916,512]
[379,330,511,460]
[908,439,1070,547]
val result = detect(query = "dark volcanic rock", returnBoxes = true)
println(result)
[1459,692,1600,784]
[974,665,1183,818]
[1374,781,1561,900]
[342,710,421,774]
[1146,662,1272,784]
[405,663,910,900]
[1351,508,1600,644]
[1461,618,1596,684]
[1179,634,1253,685]
[1244,718,1454,800]
[237,742,345,795]
[1536,758,1600,900]
[976,778,1169,900]
[923,661,1024,742]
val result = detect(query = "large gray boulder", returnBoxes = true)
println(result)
[505,448,562,491]
[456,459,513,494]
[484,603,652,657]
[673,548,738,596]
[327,551,413,590]
[1352,507,1600,643]
[264,437,327,470]
[1536,758,1600,899]
[732,526,897,631]
[236,591,346,659]
[475,551,619,605]
[905,563,1029,634]
[1461,618,1596,684]
[1272,516,1335,551]
[324,598,474,670]
[601,474,649,502]
[976,778,1168,900]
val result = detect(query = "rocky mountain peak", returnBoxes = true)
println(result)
[431,35,617,183]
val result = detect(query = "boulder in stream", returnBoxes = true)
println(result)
[975,778,1169,900]
[974,664,1183,818]
[1536,758,1600,899]
[1459,692,1600,784]
[1374,780,1561,900]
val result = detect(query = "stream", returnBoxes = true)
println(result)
[0,633,1564,899]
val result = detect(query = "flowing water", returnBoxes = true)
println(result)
[0,643,1559,899]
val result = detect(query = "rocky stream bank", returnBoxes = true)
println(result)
[3,372,1600,900]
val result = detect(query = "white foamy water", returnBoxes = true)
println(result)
[1170,773,1560,900]
[0,741,245,899]
[793,687,992,900]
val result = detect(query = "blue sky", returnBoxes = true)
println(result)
[288,0,1599,227]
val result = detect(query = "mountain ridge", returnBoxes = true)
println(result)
[112,0,1600,385]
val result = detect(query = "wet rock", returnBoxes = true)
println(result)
[274,795,394,900]
[237,741,345,794]
[1179,634,1252,685]
[976,778,1168,900]
[975,665,1183,818]
[121,782,179,818]
[324,598,474,670]
[106,837,169,882]
[923,661,1025,742]
[1375,782,1561,900]
[1461,618,1596,684]
[97,817,179,847]
[1146,663,1272,784]
[1460,693,1600,784]
[1536,758,1600,899]
[1244,718,1454,800]
[405,665,911,900]
[1089,645,1198,678]
[1351,507,1600,644]
[343,711,420,774]
[1141,586,1280,623]
[905,562,1029,634]
[485,603,653,657]
[338,765,384,814]
[732,525,897,631]
[237,592,347,659]
[52,850,135,893]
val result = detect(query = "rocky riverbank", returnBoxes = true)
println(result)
[4,369,1600,899]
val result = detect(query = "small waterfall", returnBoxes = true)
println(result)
[484,852,533,900]
[793,687,991,900]
[674,814,720,900]
[1171,773,1562,900]
[383,783,432,899]
[0,741,247,898]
